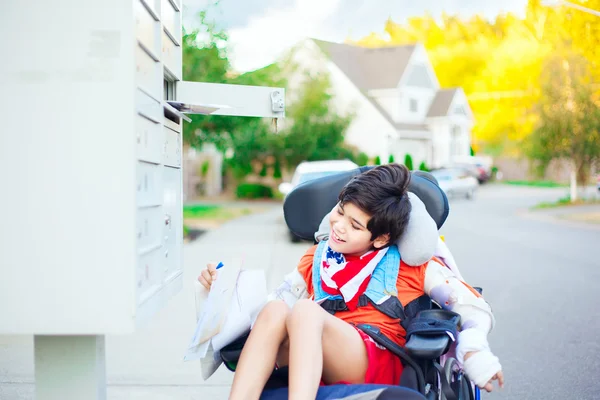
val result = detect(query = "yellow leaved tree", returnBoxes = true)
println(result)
[352,0,599,157]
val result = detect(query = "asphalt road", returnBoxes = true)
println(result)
[437,185,600,400]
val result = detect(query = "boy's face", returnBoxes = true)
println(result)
[328,202,389,257]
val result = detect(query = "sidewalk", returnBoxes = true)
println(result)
[0,206,312,400]
[525,203,600,230]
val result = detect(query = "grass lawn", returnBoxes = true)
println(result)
[182,204,258,241]
[183,204,253,223]
[504,180,567,188]
[532,196,600,210]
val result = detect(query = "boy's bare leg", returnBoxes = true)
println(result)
[286,299,369,400]
[229,300,289,400]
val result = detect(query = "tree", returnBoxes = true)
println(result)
[404,154,414,170]
[527,51,600,201]
[388,154,395,164]
[418,161,429,172]
[281,72,354,167]
[273,158,282,179]
[374,156,381,165]
[355,152,369,166]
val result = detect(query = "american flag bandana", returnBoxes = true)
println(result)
[320,242,388,310]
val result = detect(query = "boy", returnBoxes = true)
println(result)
[199,164,504,400]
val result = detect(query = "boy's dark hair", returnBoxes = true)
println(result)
[338,163,412,246]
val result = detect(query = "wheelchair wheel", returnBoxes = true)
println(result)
[443,358,474,400]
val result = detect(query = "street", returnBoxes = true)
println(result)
[1,184,599,399]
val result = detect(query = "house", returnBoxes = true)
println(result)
[284,39,474,168]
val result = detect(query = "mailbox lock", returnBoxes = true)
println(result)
[164,214,171,226]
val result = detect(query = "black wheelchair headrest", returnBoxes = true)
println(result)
[283,166,449,241]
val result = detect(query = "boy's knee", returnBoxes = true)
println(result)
[257,299,289,327]
[287,299,322,329]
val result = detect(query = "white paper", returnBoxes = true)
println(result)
[189,261,240,348]
[185,266,269,381]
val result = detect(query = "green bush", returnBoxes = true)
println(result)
[404,154,414,170]
[418,161,429,172]
[200,160,210,177]
[374,156,381,165]
[355,152,369,166]
[259,163,268,177]
[273,158,282,179]
[236,183,274,199]
[388,155,395,164]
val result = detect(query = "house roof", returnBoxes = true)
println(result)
[427,89,458,117]
[311,39,465,131]
[312,39,416,90]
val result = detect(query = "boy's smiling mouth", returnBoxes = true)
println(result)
[331,230,345,243]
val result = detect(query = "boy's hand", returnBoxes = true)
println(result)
[464,351,505,392]
[198,263,218,290]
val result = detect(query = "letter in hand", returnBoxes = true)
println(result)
[198,262,220,290]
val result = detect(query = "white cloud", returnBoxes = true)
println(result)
[226,0,341,72]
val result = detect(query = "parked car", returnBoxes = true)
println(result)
[448,155,493,183]
[279,160,359,242]
[431,168,479,200]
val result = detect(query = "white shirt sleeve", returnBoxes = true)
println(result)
[267,267,309,308]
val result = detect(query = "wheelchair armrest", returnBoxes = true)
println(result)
[405,333,451,360]
[405,309,460,360]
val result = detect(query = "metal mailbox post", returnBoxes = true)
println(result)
[0,1,284,399]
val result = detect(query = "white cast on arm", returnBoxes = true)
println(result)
[424,259,502,388]
[267,267,309,308]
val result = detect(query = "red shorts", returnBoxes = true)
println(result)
[320,328,404,386]
[356,328,404,385]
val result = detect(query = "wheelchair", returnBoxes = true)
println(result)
[219,166,482,400]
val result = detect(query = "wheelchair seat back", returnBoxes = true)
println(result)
[282,167,450,241]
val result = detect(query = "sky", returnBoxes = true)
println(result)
[182,0,529,72]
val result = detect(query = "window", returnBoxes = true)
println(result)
[453,105,467,115]
[409,98,418,113]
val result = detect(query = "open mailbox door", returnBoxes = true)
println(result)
[173,81,286,119]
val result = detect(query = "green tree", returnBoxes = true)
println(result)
[418,161,429,172]
[273,157,283,179]
[527,51,600,200]
[374,156,381,165]
[259,163,268,177]
[388,154,395,164]
[281,72,354,167]
[355,152,369,166]
[404,154,414,170]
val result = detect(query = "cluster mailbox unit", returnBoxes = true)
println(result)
[0,1,285,399]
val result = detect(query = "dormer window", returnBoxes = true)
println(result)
[409,98,418,113]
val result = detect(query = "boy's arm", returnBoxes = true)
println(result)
[267,245,315,307]
[423,259,503,390]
